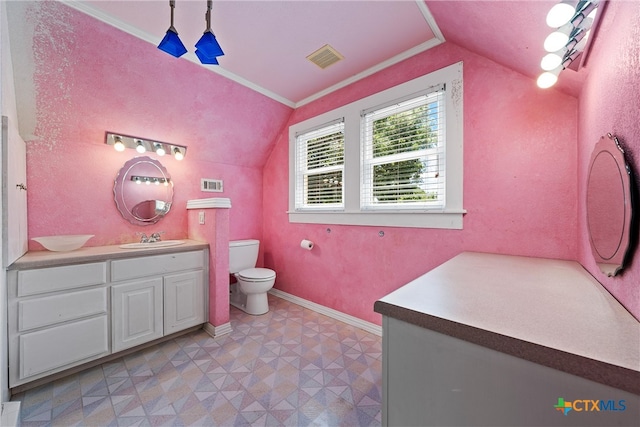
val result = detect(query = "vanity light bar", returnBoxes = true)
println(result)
[105,132,187,160]
[131,175,171,186]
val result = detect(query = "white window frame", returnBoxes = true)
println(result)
[361,86,446,211]
[294,120,345,211]
[288,61,465,229]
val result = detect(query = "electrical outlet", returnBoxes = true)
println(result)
[199,211,205,224]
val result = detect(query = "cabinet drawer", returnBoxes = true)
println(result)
[17,262,107,297]
[19,315,108,379]
[18,287,107,332]
[111,251,204,282]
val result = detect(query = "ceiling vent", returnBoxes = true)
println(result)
[306,44,344,69]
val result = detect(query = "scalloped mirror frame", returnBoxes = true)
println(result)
[113,156,174,226]
[586,134,635,276]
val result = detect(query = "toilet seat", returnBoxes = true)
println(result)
[237,267,276,282]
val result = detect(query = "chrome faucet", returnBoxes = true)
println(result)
[149,232,164,243]
[137,233,149,243]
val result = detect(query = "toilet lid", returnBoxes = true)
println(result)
[238,268,276,280]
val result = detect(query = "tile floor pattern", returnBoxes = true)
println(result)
[12,295,382,426]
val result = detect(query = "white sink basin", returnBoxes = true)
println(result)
[119,240,186,249]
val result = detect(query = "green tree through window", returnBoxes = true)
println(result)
[371,102,439,203]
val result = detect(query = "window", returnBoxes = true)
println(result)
[295,120,345,210]
[289,62,464,229]
[361,86,445,210]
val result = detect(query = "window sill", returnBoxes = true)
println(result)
[288,210,466,229]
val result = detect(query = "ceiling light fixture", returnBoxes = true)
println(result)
[537,0,601,89]
[157,0,224,65]
[105,132,187,161]
[195,0,225,64]
[158,0,188,58]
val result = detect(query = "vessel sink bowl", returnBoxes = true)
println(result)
[119,240,185,249]
[32,235,94,252]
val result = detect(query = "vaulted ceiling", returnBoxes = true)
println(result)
[50,1,602,106]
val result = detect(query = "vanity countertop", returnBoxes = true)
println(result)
[9,239,209,270]
[374,251,640,395]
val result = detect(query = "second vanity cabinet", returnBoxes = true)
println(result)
[111,251,205,352]
[7,243,208,389]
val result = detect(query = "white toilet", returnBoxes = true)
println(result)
[229,239,276,315]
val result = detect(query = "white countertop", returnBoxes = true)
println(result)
[375,252,640,394]
[9,239,209,270]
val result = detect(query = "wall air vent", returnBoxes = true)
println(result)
[201,178,223,192]
[306,44,344,69]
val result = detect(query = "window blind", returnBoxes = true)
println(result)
[361,85,445,210]
[295,120,345,210]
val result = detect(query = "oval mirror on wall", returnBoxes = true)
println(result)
[586,134,635,276]
[114,156,173,226]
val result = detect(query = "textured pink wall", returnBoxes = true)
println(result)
[23,2,292,249]
[188,208,230,327]
[578,1,640,320]
[263,42,579,325]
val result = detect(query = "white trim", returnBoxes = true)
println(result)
[269,288,382,337]
[186,198,231,209]
[1,402,21,427]
[60,0,444,109]
[203,322,232,339]
[295,38,444,108]
[288,210,464,229]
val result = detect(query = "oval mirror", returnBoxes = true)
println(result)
[586,134,635,276]
[114,156,173,226]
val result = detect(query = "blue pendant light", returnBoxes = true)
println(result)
[195,0,224,64]
[158,0,187,58]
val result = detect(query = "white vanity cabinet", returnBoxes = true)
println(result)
[110,251,206,352]
[8,262,109,387]
[375,252,640,426]
[7,242,209,390]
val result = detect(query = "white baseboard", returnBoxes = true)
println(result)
[1,402,20,427]
[269,289,382,336]
[203,322,232,339]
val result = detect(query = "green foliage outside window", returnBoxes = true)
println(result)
[372,104,439,203]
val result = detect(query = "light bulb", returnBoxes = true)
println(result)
[136,140,146,153]
[541,53,563,71]
[114,136,126,152]
[537,70,560,89]
[155,143,166,156]
[145,178,151,185]
[173,147,184,161]
[544,29,570,52]
[546,2,575,28]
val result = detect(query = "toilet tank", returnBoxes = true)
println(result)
[229,239,260,273]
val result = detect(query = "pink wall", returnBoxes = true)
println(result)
[577,1,640,320]
[263,42,579,325]
[23,1,292,249]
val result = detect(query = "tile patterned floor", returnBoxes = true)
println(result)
[12,295,382,426]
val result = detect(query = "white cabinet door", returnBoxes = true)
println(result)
[164,271,205,335]
[112,278,163,352]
